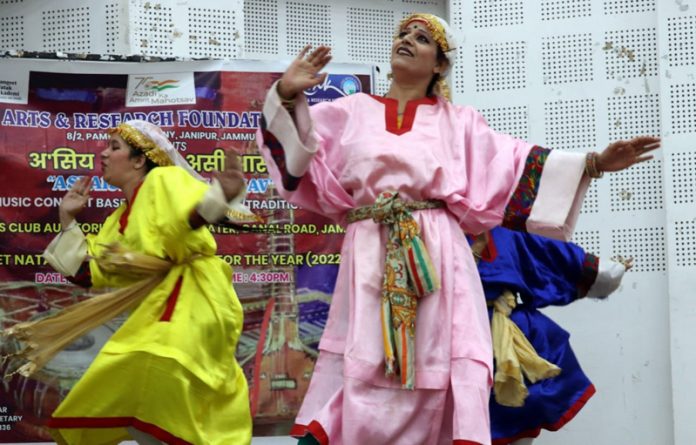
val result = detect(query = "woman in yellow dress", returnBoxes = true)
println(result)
[17,120,252,444]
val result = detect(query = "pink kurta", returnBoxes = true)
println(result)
[257,83,589,445]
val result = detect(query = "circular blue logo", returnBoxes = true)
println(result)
[340,77,359,95]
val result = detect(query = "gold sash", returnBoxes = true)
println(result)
[3,244,192,378]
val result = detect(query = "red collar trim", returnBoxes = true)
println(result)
[481,232,498,262]
[118,181,144,234]
[467,232,499,262]
[369,94,438,135]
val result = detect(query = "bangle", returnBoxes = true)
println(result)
[281,96,296,112]
[276,82,296,111]
[585,152,604,178]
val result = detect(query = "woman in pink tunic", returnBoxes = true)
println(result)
[256,13,659,445]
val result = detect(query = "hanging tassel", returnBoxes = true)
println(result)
[491,291,562,407]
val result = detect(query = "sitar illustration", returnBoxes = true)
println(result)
[227,90,334,425]
[248,207,317,421]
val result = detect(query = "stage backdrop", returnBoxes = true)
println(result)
[0,58,373,442]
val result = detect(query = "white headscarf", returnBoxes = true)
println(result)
[110,119,203,181]
[110,119,256,222]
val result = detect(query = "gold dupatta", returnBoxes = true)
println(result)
[471,233,562,407]
[2,244,183,378]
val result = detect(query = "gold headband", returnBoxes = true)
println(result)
[108,123,173,167]
[397,13,450,54]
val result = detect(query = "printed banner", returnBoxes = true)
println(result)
[0,58,373,441]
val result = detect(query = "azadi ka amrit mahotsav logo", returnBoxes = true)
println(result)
[126,73,196,106]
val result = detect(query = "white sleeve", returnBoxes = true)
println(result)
[526,150,591,241]
[196,178,250,223]
[41,221,88,277]
[586,258,626,299]
[261,79,318,177]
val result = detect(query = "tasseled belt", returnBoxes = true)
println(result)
[347,191,444,389]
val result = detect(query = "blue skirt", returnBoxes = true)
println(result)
[490,307,594,444]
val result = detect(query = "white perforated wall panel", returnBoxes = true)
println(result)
[0,0,124,54]
[581,180,600,214]
[347,7,394,63]
[670,83,696,134]
[542,33,594,85]
[658,2,696,444]
[451,0,673,443]
[673,220,696,268]
[187,7,239,59]
[609,159,663,212]
[541,0,591,21]
[667,15,696,67]
[41,6,91,52]
[0,0,243,57]
[105,3,121,54]
[472,0,524,28]
[0,15,24,50]
[607,93,661,140]
[544,98,597,151]
[479,105,529,141]
[125,0,243,57]
[572,229,601,256]
[243,0,278,55]
[131,2,174,55]
[285,2,332,56]
[474,41,528,92]
[604,0,656,15]
[670,151,696,205]
[603,27,658,80]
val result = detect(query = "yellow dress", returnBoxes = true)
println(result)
[48,166,252,445]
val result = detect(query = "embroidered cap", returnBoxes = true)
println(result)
[396,13,458,100]
[108,119,204,181]
[398,13,458,75]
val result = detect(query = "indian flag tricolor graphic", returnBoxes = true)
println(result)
[145,79,179,91]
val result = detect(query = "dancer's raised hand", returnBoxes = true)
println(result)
[277,45,332,100]
[59,176,91,228]
[597,136,660,172]
[215,149,245,201]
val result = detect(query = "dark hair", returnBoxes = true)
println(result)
[426,47,449,97]
[128,146,158,172]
